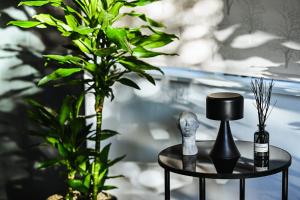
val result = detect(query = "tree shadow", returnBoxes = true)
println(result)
[232,0,299,79]
[0,2,82,200]
[0,104,67,200]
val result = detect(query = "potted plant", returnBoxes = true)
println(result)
[9,0,177,199]
[28,96,92,200]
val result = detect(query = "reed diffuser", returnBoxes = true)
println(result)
[250,78,275,170]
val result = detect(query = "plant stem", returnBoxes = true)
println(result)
[95,92,104,151]
[93,93,104,200]
[66,167,76,200]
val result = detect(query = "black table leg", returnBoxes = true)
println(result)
[199,178,205,200]
[282,169,288,200]
[165,169,170,200]
[240,178,245,200]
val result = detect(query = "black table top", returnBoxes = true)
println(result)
[158,141,291,179]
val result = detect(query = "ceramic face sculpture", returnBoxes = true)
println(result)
[178,111,200,155]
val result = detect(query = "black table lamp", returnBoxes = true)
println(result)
[206,92,244,172]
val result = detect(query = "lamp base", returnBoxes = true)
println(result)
[210,120,240,161]
[211,157,239,173]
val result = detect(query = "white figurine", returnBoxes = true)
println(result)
[178,111,200,155]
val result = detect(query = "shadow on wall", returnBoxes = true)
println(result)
[94,77,217,162]
[0,2,81,200]
[209,0,300,80]
[0,105,67,200]
[96,73,300,199]
[126,0,300,82]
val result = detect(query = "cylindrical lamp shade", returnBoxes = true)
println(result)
[206,92,244,121]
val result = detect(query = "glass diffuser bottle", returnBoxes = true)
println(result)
[254,125,269,171]
[250,78,275,171]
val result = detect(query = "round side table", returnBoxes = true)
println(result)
[158,141,291,200]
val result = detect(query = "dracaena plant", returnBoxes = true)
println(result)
[29,95,123,199]
[9,0,176,199]
[28,95,93,199]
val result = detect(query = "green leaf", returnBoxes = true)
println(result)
[74,26,94,35]
[100,143,111,163]
[18,1,50,6]
[68,179,83,189]
[27,100,60,129]
[57,143,68,157]
[106,26,131,52]
[94,47,117,57]
[46,137,59,145]
[18,0,62,7]
[100,130,119,140]
[97,9,114,29]
[44,54,83,64]
[84,63,97,73]
[88,130,119,141]
[36,158,61,169]
[125,11,164,28]
[58,96,73,125]
[118,56,163,74]
[8,21,42,28]
[131,32,177,49]
[126,28,143,43]
[83,174,91,189]
[33,14,71,33]
[118,56,162,85]
[92,160,101,174]
[109,2,124,19]
[100,0,108,10]
[50,0,62,7]
[38,68,82,86]
[73,40,91,54]
[102,185,117,190]
[70,118,87,144]
[107,174,125,179]
[33,14,56,26]
[132,46,175,58]
[52,78,92,87]
[65,5,89,25]
[92,160,109,186]
[107,0,116,7]
[140,71,156,85]
[77,157,87,172]
[73,0,90,17]
[65,12,78,29]
[75,93,84,116]
[124,0,159,7]
[109,155,126,167]
[117,78,140,90]
[98,167,108,185]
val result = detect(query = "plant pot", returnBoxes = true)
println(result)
[97,192,117,200]
[47,192,117,200]
[47,194,64,200]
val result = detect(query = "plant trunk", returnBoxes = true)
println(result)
[92,94,104,200]
[95,95,104,153]
[66,169,76,200]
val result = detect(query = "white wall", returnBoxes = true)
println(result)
[85,68,300,199]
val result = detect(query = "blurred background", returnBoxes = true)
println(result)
[1,0,300,199]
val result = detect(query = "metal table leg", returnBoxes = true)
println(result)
[199,178,206,200]
[282,169,288,200]
[165,169,170,200]
[240,178,245,200]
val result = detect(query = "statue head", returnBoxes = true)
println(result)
[178,111,200,137]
